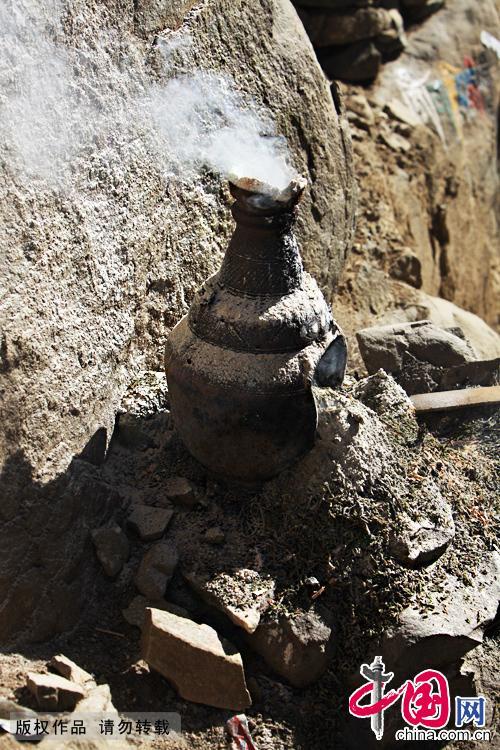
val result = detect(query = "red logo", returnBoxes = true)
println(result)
[349,657,450,740]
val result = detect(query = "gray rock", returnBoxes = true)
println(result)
[356,320,477,395]
[91,525,130,578]
[127,504,174,541]
[460,639,499,743]
[26,672,86,711]
[353,370,414,419]
[135,541,179,599]
[297,385,395,496]
[382,552,500,678]
[412,295,500,362]
[142,608,251,710]
[0,0,355,645]
[247,610,333,688]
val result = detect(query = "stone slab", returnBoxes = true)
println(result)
[142,608,251,710]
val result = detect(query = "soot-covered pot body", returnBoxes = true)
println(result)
[165,181,346,482]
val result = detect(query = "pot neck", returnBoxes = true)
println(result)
[218,204,304,298]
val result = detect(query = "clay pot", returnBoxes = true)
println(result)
[165,179,346,482]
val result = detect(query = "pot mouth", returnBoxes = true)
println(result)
[228,175,307,215]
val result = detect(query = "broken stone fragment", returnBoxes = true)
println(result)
[389,500,455,567]
[127,504,174,541]
[26,672,86,711]
[184,569,275,634]
[49,654,95,688]
[135,541,179,599]
[246,611,333,688]
[142,608,251,710]
[91,524,130,578]
[122,595,189,629]
[382,552,500,678]
[164,476,197,508]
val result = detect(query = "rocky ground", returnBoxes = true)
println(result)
[0,366,498,749]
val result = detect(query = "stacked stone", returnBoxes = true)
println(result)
[294,0,445,81]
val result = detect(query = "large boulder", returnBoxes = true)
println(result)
[356,319,477,394]
[0,0,355,644]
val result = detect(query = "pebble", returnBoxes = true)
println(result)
[127,504,174,541]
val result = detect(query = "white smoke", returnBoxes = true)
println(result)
[0,0,296,193]
[145,70,295,190]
